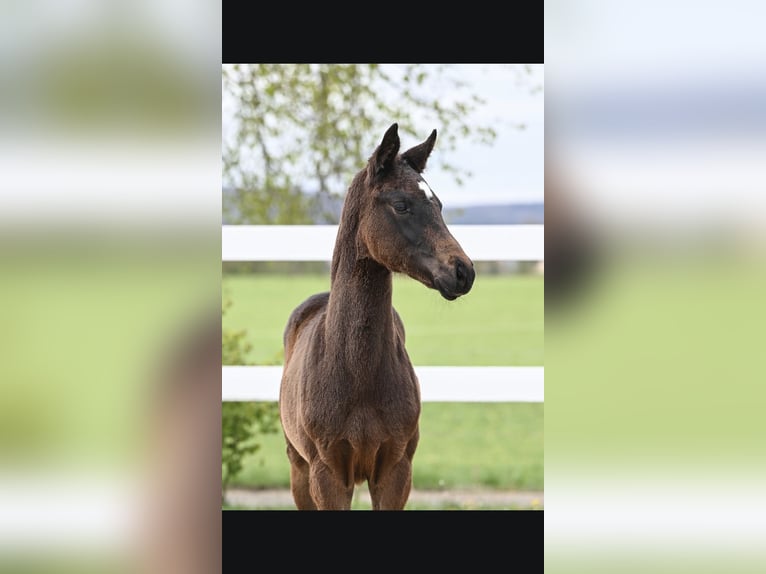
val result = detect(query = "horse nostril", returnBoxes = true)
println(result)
[455,259,468,290]
[454,258,475,293]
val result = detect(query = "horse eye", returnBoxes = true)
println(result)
[392,201,409,214]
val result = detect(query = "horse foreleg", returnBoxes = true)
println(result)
[369,435,418,510]
[369,456,413,510]
[286,442,317,510]
[309,459,354,510]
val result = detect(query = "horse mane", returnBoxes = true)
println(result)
[330,169,367,285]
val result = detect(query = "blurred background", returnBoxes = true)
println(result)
[220,64,545,510]
[545,1,766,572]
[0,1,220,572]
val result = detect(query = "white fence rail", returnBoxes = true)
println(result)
[222,365,544,402]
[222,224,544,403]
[222,224,544,262]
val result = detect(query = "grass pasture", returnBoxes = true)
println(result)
[230,401,543,492]
[222,272,544,366]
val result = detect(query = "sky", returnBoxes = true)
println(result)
[414,64,545,207]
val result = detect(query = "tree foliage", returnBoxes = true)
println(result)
[222,64,533,225]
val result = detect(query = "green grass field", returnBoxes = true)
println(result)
[0,250,217,468]
[231,401,543,491]
[223,272,544,493]
[222,272,544,366]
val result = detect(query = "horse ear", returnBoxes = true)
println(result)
[369,123,400,178]
[401,129,437,173]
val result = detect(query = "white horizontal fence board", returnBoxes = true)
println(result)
[222,225,337,262]
[223,366,282,401]
[449,224,544,261]
[222,365,544,403]
[221,224,544,261]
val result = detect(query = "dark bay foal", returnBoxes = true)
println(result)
[279,123,474,509]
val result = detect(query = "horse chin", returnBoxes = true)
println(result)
[432,277,461,301]
[438,289,459,301]
[403,269,461,300]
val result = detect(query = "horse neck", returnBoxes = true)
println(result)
[326,196,395,371]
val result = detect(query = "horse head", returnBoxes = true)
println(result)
[356,123,475,300]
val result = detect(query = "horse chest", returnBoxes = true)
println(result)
[302,368,420,440]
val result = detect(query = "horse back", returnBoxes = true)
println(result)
[283,292,330,363]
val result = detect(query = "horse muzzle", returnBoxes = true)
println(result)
[433,257,475,300]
